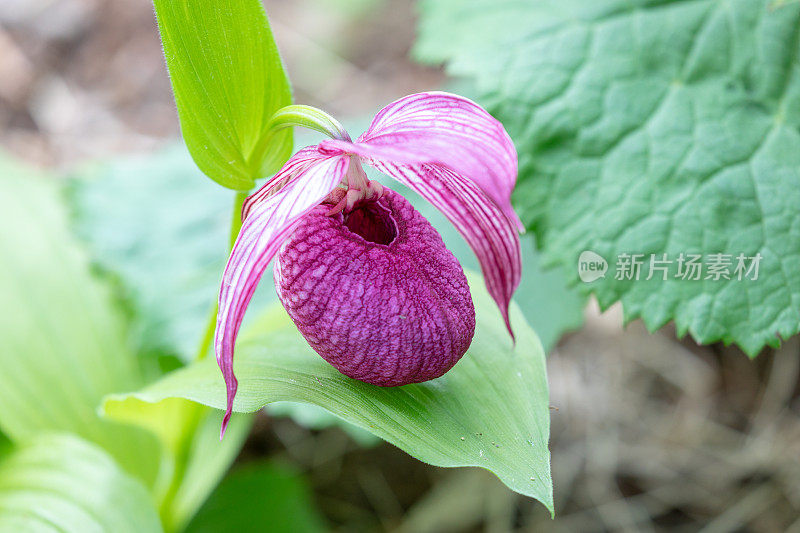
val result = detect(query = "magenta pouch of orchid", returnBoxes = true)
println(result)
[275,187,476,388]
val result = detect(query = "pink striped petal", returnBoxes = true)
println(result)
[216,149,349,437]
[242,146,345,220]
[321,92,521,227]
[367,160,522,338]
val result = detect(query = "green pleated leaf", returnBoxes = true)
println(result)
[154,0,293,190]
[0,434,161,533]
[0,154,161,487]
[185,462,326,533]
[416,0,800,356]
[105,272,554,513]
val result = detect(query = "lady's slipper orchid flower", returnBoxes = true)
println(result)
[216,92,523,435]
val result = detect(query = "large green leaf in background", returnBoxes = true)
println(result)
[105,272,554,513]
[69,146,233,363]
[416,0,800,355]
[154,0,293,190]
[0,155,161,486]
[0,435,161,533]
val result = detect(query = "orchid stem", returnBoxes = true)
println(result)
[160,190,249,529]
[195,190,247,362]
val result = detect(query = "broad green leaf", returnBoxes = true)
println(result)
[6,151,250,530]
[105,272,554,512]
[154,0,293,190]
[265,402,380,446]
[0,154,161,486]
[16,150,255,527]
[0,434,161,533]
[416,0,800,355]
[185,462,326,533]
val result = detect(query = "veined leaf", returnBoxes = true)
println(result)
[265,402,380,446]
[0,154,161,486]
[416,0,800,355]
[154,0,293,190]
[105,272,554,513]
[0,434,161,533]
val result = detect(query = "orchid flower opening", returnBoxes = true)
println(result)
[216,92,523,436]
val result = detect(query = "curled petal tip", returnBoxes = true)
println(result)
[220,376,236,440]
[506,207,525,233]
[220,412,230,440]
[503,312,516,345]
